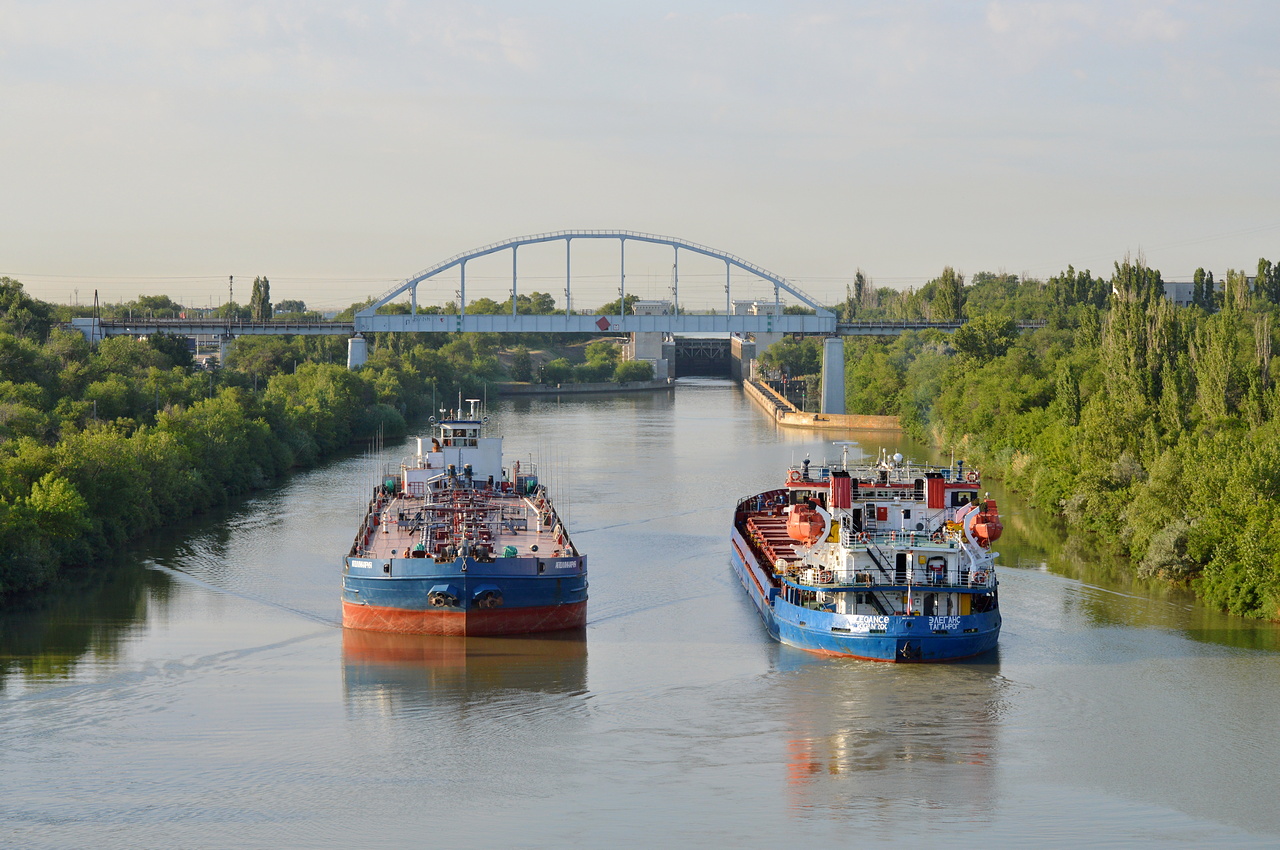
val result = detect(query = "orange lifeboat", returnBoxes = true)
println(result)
[968,499,1004,547]
[787,503,827,544]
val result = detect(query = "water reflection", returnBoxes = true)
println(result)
[987,478,1280,653]
[0,557,174,688]
[341,628,589,715]
[775,650,1006,826]
[501,388,676,424]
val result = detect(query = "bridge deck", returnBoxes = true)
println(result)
[71,317,1046,338]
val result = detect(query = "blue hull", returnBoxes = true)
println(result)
[344,570,588,612]
[343,553,587,635]
[731,530,999,662]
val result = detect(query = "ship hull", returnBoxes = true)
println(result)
[346,415,586,637]
[342,599,587,636]
[343,554,588,636]
[731,528,999,662]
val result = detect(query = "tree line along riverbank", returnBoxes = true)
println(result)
[0,279,657,600]
[758,259,1280,621]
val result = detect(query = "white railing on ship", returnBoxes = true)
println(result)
[849,529,954,548]
[789,566,994,589]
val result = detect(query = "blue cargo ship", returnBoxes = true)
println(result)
[342,402,586,636]
[731,447,1001,662]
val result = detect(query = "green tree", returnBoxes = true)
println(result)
[0,278,55,341]
[842,282,857,322]
[929,267,965,322]
[759,336,822,378]
[249,276,273,321]
[542,358,573,383]
[213,301,251,320]
[1257,258,1279,305]
[1223,269,1250,311]
[129,294,184,318]
[614,360,654,382]
[147,332,194,370]
[1193,313,1238,420]
[1047,266,1107,311]
[1054,361,1081,426]
[951,314,1017,362]
[584,340,620,366]
[21,472,91,541]
[598,294,640,315]
[510,347,533,382]
[572,360,613,383]
[467,298,505,314]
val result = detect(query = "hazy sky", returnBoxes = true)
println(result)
[2,1,1278,310]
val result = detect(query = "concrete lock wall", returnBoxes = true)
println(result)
[820,337,845,415]
[742,378,898,431]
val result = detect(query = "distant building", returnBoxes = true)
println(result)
[1158,278,1234,307]
[1163,281,1197,307]
[732,299,781,316]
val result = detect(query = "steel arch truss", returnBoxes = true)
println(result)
[354,230,835,335]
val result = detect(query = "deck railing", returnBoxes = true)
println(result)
[787,565,995,591]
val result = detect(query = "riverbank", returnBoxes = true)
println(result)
[742,377,900,431]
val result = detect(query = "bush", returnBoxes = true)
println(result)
[614,360,653,382]
[542,358,573,384]
[510,347,533,382]
[572,361,613,383]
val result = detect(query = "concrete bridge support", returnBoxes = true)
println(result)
[347,334,368,369]
[820,337,845,415]
[623,300,673,380]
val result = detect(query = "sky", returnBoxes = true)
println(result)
[1,1,1278,311]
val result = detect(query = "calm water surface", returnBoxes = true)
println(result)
[3,379,1279,847]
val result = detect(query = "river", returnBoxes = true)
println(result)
[2,378,1278,847]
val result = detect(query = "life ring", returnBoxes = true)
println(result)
[931,530,944,543]
[858,532,869,544]
[966,471,979,483]
[972,570,988,585]
[787,470,802,484]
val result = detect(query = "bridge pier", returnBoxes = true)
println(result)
[624,300,673,380]
[347,334,368,369]
[820,337,845,415]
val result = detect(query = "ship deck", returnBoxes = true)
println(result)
[743,512,802,568]
[354,486,575,563]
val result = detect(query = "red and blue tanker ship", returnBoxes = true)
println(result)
[731,446,1001,662]
[343,402,586,636]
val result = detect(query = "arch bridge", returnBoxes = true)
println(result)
[354,230,835,335]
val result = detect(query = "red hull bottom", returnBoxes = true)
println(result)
[342,600,587,636]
